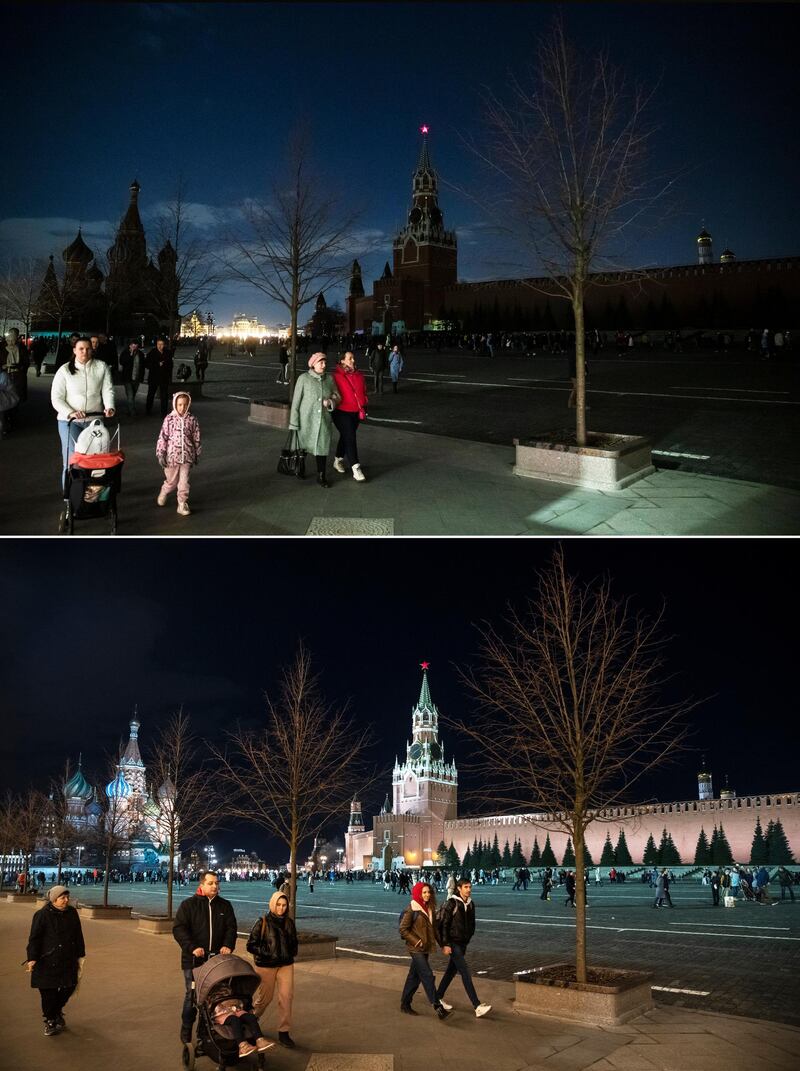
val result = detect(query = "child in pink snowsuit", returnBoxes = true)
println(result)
[156,391,201,515]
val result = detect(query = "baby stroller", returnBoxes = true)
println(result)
[58,413,124,535]
[183,955,267,1071]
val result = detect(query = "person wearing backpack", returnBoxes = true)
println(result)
[435,877,491,1018]
[246,891,298,1049]
[398,881,451,1019]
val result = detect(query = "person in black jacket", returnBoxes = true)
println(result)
[434,878,491,1018]
[246,891,298,1048]
[25,885,86,1036]
[145,337,174,416]
[172,871,237,1043]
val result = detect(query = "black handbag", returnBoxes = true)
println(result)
[277,430,306,478]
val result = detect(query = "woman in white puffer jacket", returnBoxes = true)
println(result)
[51,336,115,487]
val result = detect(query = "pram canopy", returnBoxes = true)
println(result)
[193,954,260,1006]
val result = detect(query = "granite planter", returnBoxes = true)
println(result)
[513,431,654,491]
[515,963,653,1026]
[249,399,290,429]
[78,903,133,920]
[296,931,338,960]
[5,893,40,904]
[137,915,174,934]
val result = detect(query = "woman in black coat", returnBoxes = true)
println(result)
[26,885,86,1035]
[246,891,298,1048]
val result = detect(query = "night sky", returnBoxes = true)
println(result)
[2,2,798,325]
[1,539,793,861]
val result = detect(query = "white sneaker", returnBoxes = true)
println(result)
[352,464,366,481]
[157,493,167,506]
[475,1003,492,1018]
[333,457,346,473]
[177,502,191,516]
[438,1000,453,1011]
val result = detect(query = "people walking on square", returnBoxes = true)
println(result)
[194,337,209,382]
[145,336,174,415]
[331,350,368,482]
[399,881,451,1019]
[653,868,674,908]
[50,336,116,490]
[288,352,340,488]
[4,328,29,403]
[156,391,201,516]
[435,877,491,1018]
[31,335,48,376]
[540,868,552,901]
[778,867,795,901]
[172,871,237,1043]
[276,343,289,384]
[369,342,387,393]
[564,870,576,907]
[389,344,404,393]
[119,340,145,417]
[710,869,721,906]
[26,885,86,1037]
[246,891,298,1049]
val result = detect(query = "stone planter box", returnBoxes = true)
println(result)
[5,893,40,904]
[515,963,653,1026]
[296,931,337,960]
[137,915,174,934]
[170,379,203,398]
[249,399,290,429]
[77,903,133,920]
[513,432,654,491]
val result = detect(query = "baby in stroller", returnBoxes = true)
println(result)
[212,994,273,1058]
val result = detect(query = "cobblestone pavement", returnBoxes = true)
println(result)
[67,878,800,1027]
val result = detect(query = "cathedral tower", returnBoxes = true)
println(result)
[392,663,457,821]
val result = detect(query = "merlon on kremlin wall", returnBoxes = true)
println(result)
[345,668,798,871]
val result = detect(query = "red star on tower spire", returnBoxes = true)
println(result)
[420,124,429,135]
[420,661,430,670]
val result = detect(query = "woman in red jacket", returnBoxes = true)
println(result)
[331,350,368,481]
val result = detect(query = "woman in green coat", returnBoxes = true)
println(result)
[289,352,341,487]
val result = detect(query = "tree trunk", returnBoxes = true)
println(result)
[167,831,175,920]
[574,823,587,983]
[57,847,63,882]
[288,829,298,921]
[103,845,111,907]
[289,277,299,398]
[573,281,587,448]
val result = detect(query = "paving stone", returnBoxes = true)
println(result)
[306,1057,393,1071]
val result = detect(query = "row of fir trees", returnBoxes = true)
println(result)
[435,818,794,873]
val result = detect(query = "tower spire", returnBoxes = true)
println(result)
[418,661,432,709]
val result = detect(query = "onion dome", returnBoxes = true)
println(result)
[65,757,93,801]
[106,769,132,799]
[157,776,176,801]
[85,787,103,817]
[63,227,93,264]
[143,793,161,819]
[720,247,736,263]
[87,262,104,284]
[697,227,712,243]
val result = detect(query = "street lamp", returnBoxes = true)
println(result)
[76,845,85,867]
[337,848,344,872]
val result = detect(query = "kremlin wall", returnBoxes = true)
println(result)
[345,668,798,872]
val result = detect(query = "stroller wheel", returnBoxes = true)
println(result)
[181,1041,196,1070]
[109,507,118,535]
[57,509,67,534]
[67,506,74,535]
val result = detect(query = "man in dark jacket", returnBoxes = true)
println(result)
[119,340,145,416]
[435,877,491,1017]
[145,336,174,416]
[26,885,86,1036]
[173,871,237,1042]
[369,342,387,394]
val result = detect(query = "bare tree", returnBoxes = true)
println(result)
[12,789,49,892]
[450,547,698,983]
[87,759,132,908]
[460,13,676,445]
[221,127,363,394]
[0,791,17,891]
[36,257,90,360]
[0,257,46,340]
[45,762,82,882]
[210,643,377,918]
[150,175,224,339]
[146,708,228,919]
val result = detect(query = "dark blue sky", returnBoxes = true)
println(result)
[1,538,794,860]
[2,2,798,325]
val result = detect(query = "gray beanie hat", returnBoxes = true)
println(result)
[48,885,69,903]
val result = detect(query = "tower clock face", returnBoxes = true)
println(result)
[409,207,422,224]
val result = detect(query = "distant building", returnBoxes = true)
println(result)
[345,666,798,871]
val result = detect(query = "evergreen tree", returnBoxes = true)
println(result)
[436,840,448,863]
[511,839,525,868]
[600,832,615,866]
[562,838,576,867]
[656,828,670,864]
[614,830,633,866]
[750,817,768,865]
[662,833,681,866]
[642,833,659,865]
[529,837,542,868]
[461,846,472,872]
[583,843,594,868]
[540,834,557,867]
[472,838,480,865]
[446,842,461,869]
[490,833,502,868]
[694,827,711,866]
[715,824,734,866]
[501,840,512,867]
[766,818,795,865]
[709,825,720,864]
